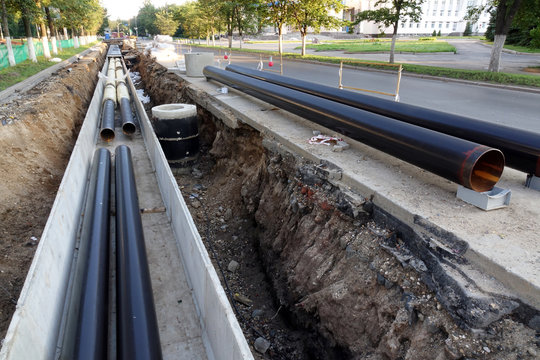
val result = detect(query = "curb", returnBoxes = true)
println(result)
[0,45,101,102]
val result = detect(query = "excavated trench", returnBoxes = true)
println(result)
[133,53,539,359]
[0,45,537,358]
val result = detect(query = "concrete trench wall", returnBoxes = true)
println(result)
[135,54,539,360]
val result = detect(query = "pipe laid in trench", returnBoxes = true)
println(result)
[59,148,111,360]
[115,145,162,360]
[100,99,116,141]
[205,66,504,192]
[226,64,540,176]
[117,81,136,135]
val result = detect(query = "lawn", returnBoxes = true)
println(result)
[300,40,456,53]
[0,43,96,91]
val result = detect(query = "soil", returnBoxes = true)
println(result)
[0,43,106,339]
[135,53,540,359]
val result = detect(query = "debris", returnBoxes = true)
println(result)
[49,57,62,63]
[332,140,350,152]
[252,309,264,318]
[233,293,252,306]
[308,134,343,146]
[227,260,239,272]
[254,337,271,354]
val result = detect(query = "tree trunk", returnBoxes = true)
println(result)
[488,34,506,72]
[63,27,68,40]
[45,7,58,55]
[22,14,37,62]
[40,24,51,59]
[212,30,215,47]
[301,31,306,56]
[1,0,15,66]
[278,25,283,54]
[389,26,398,64]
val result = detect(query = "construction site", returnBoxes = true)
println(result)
[0,39,539,360]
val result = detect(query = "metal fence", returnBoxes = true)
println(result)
[0,39,75,70]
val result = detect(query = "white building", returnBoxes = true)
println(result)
[341,0,491,36]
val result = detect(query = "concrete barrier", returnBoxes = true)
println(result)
[185,52,214,77]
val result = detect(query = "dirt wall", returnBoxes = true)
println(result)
[0,43,107,338]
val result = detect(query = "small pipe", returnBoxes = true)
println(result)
[100,99,115,142]
[115,145,162,360]
[205,66,504,192]
[59,148,111,360]
[226,64,540,176]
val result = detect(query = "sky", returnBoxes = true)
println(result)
[103,0,188,20]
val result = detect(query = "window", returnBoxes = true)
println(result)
[455,10,459,16]
[431,21,436,28]
[440,10,444,15]
[433,10,436,15]
[425,22,428,28]
[448,10,452,16]
[417,23,421,28]
[439,22,442,28]
[446,22,450,28]
[409,23,413,28]
[401,22,405,28]
[452,22,457,30]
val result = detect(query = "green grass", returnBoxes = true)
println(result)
[0,43,96,91]
[192,45,540,88]
[301,40,456,53]
[482,41,540,53]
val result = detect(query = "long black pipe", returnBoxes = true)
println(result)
[115,145,162,360]
[60,148,111,360]
[120,97,136,135]
[100,99,115,142]
[205,66,504,192]
[226,64,540,176]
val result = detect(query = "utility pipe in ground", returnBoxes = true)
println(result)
[59,148,111,360]
[226,64,539,177]
[115,145,162,360]
[205,66,504,192]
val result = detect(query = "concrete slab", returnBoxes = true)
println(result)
[171,72,540,313]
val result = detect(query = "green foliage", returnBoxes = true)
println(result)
[530,27,540,47]
[354,0,424,34]
[289,0,344,35]
[437,30,441,36]
[432,30,437,36]
[463,22,472,36]
[137,0,158,36]
[155,9,177,36]
[302,40,456,53]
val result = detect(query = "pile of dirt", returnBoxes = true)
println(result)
[135,53,539,359]
[0,43,106,338]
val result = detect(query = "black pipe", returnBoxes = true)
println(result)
[205,66,504,192]
[115,145,162,360]
[226,64,540,176]
[120,97,136,135]
[100,99,115,142]
[60,148,111,360]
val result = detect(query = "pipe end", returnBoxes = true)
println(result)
[122,123,137,135]
[469,148,505,192]
[100,128,115,142]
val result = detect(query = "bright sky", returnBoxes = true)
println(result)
[103,0,188,20]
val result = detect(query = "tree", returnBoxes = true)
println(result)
[264,0,293,54]
[137,0,158,36]
[466,0,525,72]
[1,0,16,66]
[463,21,472,36]
[155,9,177,35]
[354,0,424,63]
[289,0,344,56]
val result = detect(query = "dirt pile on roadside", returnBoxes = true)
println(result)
[0,43,106,338]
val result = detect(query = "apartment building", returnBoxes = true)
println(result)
[341,0,491,36]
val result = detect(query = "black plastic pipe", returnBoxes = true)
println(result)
[59,148,111,360]
[120,97,136,135]
[205,66,504,192]
[115,145,162,360]
[100,99,115,142]
[226,64,540,176]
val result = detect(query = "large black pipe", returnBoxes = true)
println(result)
[115,145,162,360]
[60,148,111,360]
[120,97,136,135]
[205,66,504,192]
[226,64,540,176]
[100,99,115,142]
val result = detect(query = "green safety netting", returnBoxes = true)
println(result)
[0,38,76,70]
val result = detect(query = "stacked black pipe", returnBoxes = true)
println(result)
[204,66,504,192]
[226,64,540,177]
[60,145,162,359]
